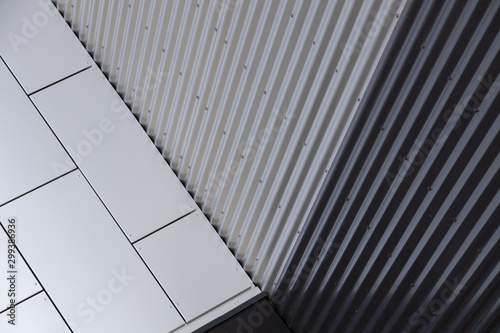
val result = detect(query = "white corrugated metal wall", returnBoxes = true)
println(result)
[55,0,407,292]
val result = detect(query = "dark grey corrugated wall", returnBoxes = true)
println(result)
[272,0,500,332]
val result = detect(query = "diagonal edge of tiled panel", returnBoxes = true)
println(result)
[0,226,42,314]
[0,291,71,333]
[0,170,185,333]
[31,67,197,243]
[0,58,76,206]
[0,0,261,330]
[0,0,92,94]
[135,210,258,322]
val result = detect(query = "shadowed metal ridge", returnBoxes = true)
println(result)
[272,0,500,332]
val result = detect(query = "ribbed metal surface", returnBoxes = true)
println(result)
[272,0,500,332]
[55,0,407,291]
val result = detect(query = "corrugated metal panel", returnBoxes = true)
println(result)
[55,0,407,292]
[272,0,500,332]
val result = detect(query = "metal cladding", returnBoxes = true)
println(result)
[54,0,407,295]
[272,0,500,332]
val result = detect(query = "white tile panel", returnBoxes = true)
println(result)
[136,210,254,322]
[31,68,196,242]
[0,0,92,94]
[0,292,71,333]
[172,286,261,333]
[0,226,42,313]
[0,60,75,206]
[0,170,185,333]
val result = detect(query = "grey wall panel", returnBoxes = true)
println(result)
[272,0,500,332]
[0,170,185,333]
[0,226,42,313]
[56,0,408,292]
[0,292,71,333]
[135,210,254,322]
[31,67,196,242]
[0,59,75,206]
[0,0,92,94]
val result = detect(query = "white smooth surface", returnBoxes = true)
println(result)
[136,210,254,322]
[0,60,75,206]
[0,226,42,313]
[172,286,262,333]
[0,170,184,333]
[31,68,196,242]
[0,292,71,333]
[0,0,92,94]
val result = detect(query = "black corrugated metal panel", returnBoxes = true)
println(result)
[271,0,500,332]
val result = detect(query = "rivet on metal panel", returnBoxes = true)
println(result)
[224,40,228,44]
[380,127,384,131]
[427,187,432,192]
[366,226,370,230]
[357,97,361,102]
[324,169,328,173]
[259,180,262,183]
[196,95,199,99]
[448,76,452,81]
[85,62,89,65]
[221,211,224,214]
[345,197,349,201]
[303,142,307,146]
[396,14,399,18]
[179,72,182,75]
[162,48,165,52]
[214,28,218,32]
[335,68,338,73]
[452,218,457,223]
[410,283,415,287]
[388,254,392,257]
[205,106,209,110]
[145,26,148,30]
[196,3,199,7]
[244,65,247,69]
[313,41,316,45]
[263,90,266,95]
[290,13,293,18]
[278,205,281,208]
